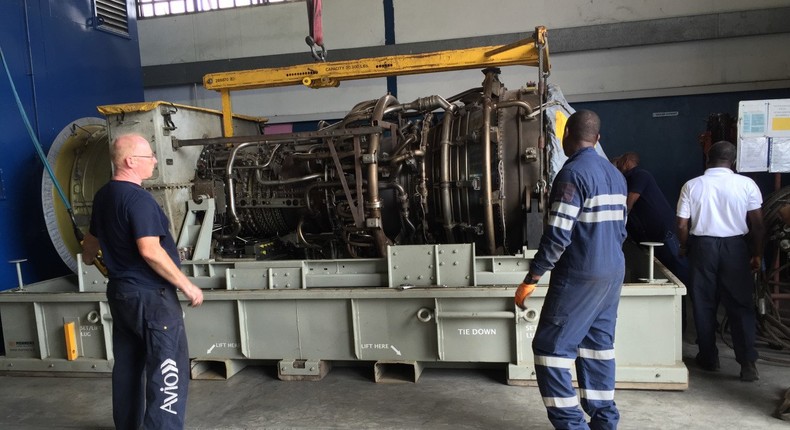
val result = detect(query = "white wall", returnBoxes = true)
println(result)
[140,0,790,122]
[553,33,790,101]
[393,0,788,40]
[139,0,385,65]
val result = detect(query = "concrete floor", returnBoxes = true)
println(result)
[0,339,788,429]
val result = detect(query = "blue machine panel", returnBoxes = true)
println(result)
[0,0,143,289]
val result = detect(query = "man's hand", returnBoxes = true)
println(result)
[750,256,761,273]
[515,282,537,310]
[182,283,204,308]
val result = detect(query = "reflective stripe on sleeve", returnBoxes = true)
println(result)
[552,201,580,217]
[548,215,574,231]
[577,210,624,223]
[585,194,627,208]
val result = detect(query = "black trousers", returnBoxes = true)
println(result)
[107,283,190,430]
[688,235,758,365]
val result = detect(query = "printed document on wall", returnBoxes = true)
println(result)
[737,137,768,172]
[770,138,790,173]
[768,100,790,138]
[737,99,790,172]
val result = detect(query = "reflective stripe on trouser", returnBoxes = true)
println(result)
[107,283,190,430]
[532,273,623,430]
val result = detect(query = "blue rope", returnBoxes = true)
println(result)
[0,43,73,211]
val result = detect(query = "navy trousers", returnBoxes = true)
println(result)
[532,271,624,430]
[654,230,690,286]
[653,230,691,331]
[107,283,190,430]
[688,235,758,366]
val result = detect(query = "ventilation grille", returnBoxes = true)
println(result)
[96,0,129,36]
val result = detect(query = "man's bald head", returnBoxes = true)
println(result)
[566,110,601,144]
[111,134,148,168]
[563,110,601,157]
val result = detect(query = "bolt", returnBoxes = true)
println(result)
[655,373,661,378]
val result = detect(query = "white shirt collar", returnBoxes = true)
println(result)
[704,167,734,175]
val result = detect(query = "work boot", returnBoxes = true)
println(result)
[695,353,720,371]
[740,362,759,382]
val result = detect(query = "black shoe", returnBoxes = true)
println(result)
[695,353,720,371]
[740,362,759,382]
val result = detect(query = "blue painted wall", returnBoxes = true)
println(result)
[0,0,143,290]
[576,88,790,208]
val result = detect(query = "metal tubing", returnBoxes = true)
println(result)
[493,99,534,116]
[388,134,417,158]
[368,94,398,256]
[439,111,455,240]
[399,95,455,114]
[386,181,415,235]
[255,173,323,186]
[219,141,256,240]
[482,98,496,254]
[388,149,424,165]
[304,181,341,213]
[174,126,383,148]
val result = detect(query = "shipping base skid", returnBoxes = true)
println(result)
[0,243,688,390]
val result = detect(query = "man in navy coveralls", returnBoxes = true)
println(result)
[83,133,204,429]
[518,110,627,429]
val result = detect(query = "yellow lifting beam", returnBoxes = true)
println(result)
[204,26,548,137]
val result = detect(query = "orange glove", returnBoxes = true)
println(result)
[515,282,537,309]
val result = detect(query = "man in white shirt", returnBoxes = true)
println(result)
[676,140,764,382]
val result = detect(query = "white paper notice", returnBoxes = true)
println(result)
[770,138,790,173]
[736,136,768,172]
